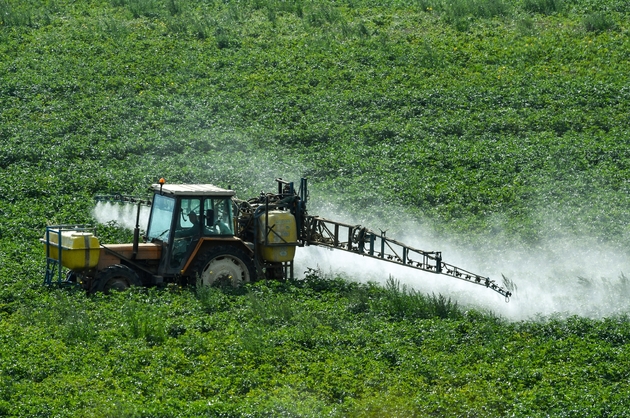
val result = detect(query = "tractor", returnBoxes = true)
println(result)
[43,178,512,299]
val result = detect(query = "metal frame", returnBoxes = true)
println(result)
[303,216,511,298]
[43,225,94,287]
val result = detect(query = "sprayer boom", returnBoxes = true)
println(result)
[303,216,511,299]
[94,194,152,206]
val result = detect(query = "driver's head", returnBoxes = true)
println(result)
[189,211,198,223]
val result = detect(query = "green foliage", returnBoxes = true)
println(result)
[95,221,135,244]
[2,0,630,415]
[2,274,630,415]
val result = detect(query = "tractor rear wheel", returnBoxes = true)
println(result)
[192,246,255,287]
[93,264,141,294]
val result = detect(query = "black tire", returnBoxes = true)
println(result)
[93,264,142,294]
[65,271,78,283]
[192,246,255,287]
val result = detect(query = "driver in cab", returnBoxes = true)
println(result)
[175,211,201,238]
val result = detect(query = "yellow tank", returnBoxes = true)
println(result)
[258,211,297,262]
[43,229,101,270]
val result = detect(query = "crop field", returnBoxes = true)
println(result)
[1,0,630,416]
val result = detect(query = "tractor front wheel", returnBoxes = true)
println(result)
[192,246,255,287]
[92,264,141,294]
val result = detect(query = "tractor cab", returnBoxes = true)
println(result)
[146,183,236,276]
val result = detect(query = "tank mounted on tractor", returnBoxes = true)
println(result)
[42,178,512,299]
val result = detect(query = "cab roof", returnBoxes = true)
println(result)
[151,184,235,197]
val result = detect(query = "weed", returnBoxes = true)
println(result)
[429,293,459,319]
[195,280,230,313]
[58,296,98,344]
[99,17,130,41]
[190,14,215,39]
[515,14,536,35]
[355,20,370,38]
[582,12,616,32]
[214,26,239,49]
[381,276,460,319]
[523,0,563,15]
[124,300,167,345]
[418,39,442,68]
[444,0,510,21]
[306,3,341,27]
[166,0,182,16]
[240,325,268,356]
[128,0,161,19]
[165,15,188,34]
[266,7,277,25]
[0,1,34,27]
[347,285,371,314]
[501,274,518,295]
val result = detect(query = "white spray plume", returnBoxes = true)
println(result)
[294,197,630,320]
[92,201,151,232]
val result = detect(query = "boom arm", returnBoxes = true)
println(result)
[302,215,512,299]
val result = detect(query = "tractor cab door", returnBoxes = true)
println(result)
[202,197,234,236]
[169,197,203,270]
[146,193,178,276]
[146,193,176,243]
[146,194,202,276]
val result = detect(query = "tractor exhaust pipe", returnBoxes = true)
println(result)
[132,202,141,259]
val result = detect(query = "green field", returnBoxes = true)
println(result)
[1,0,630,415]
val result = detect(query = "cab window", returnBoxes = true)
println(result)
[203,198,234,236]
[175,198,201,236]
[147,194,175,241]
